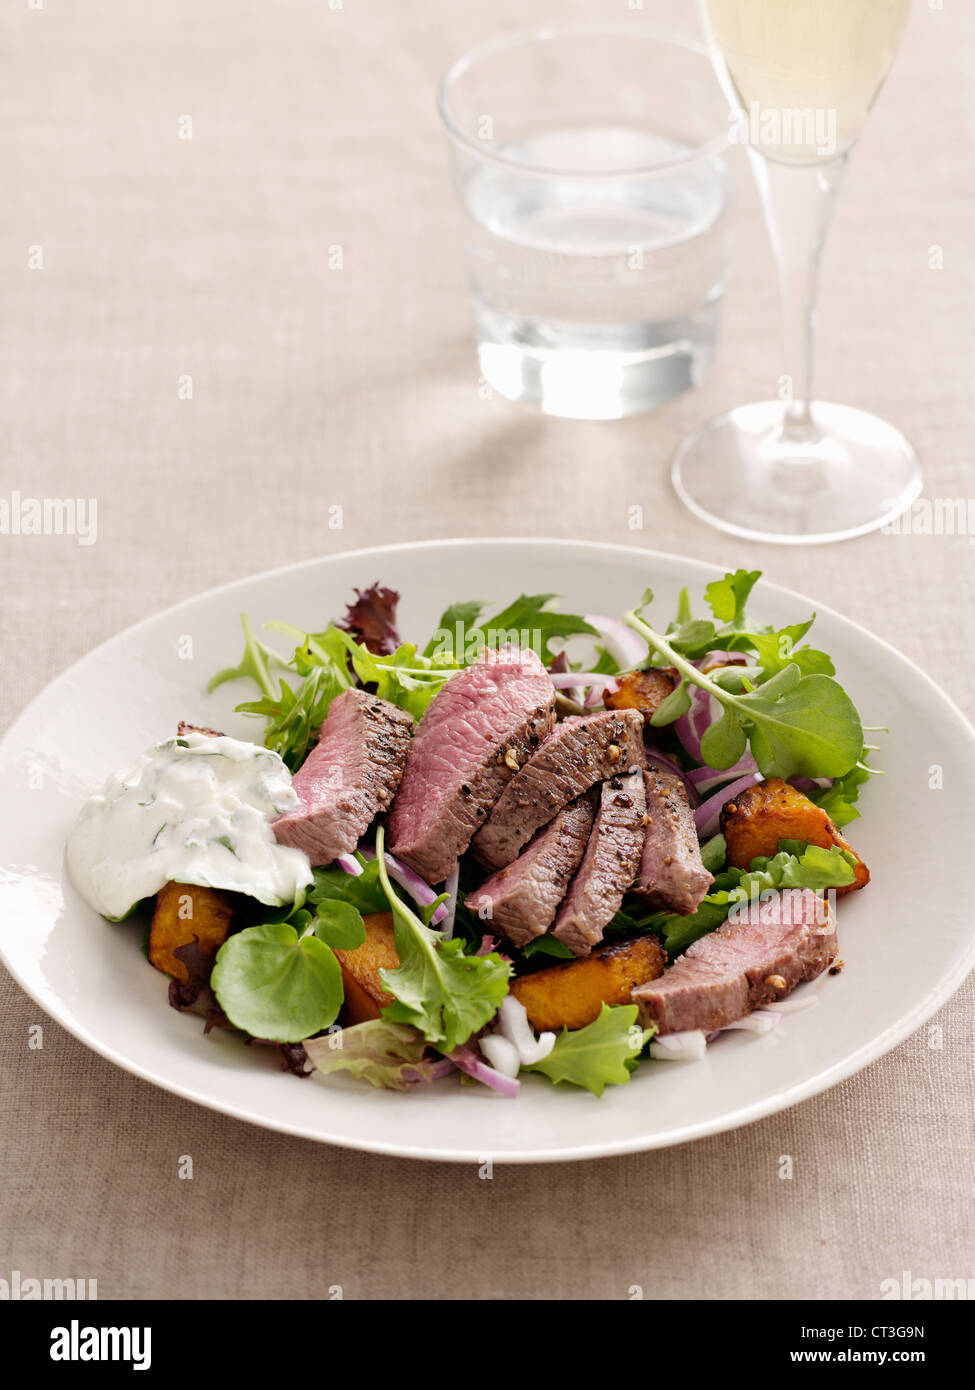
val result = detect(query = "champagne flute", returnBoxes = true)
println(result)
[673,0,921,544]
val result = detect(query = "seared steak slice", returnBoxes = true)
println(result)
[473,709,645,870]
[632,770,712,914]
[633,888,837,1034]
[388,646,555,884]
[273,688,413,865]
[464,797,595,949]
[552,767,647,957]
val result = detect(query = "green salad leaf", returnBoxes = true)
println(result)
[303,1019,444,1091]
[624,581,864,780]
[374,828,510,1052]
[423,593,597,666]
[525,1004,652,1097]
[211,920,344,1043]
[811,763,871,827]
[312,901,366,951]
[309,857,388,915]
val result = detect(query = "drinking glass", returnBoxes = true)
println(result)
[437,28,734,420]
[672,0,922,543]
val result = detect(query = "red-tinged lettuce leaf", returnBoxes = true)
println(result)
[338,583,401,655]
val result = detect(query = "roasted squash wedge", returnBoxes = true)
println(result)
[720,777,869,895]
[148,882,235,981]
[333,912,400,1024]
[512,935,666,1033]
[604,667,680,726]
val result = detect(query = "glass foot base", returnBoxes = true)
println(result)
[671,401,922,545]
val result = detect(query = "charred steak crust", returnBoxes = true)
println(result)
[387,646,556,885]
[633,888,837,1034]
[273,688,413,866]
[631,769,713,915]
[465,796,596,950]
[472,709,645,870]
[552,767,648,957]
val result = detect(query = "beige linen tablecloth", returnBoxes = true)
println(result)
[1,0,972,1300]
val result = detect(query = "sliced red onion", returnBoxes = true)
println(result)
[359,847,448,923]
[402,1057,456,1083]
[694,651,750,671]
[644,748,700,807]
[686,750,760,798]
[440,866,459,940]
[448,1044,521,1098]
[649,1030,707,1061]
[548,671,619,692]
[585,678,619,708]
[674,685,721,761]
[693,772,763,837]
[585,613,648,672]
[335,853,363,877]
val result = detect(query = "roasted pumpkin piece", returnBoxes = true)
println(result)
[720,777,869,895]
[148,882,235,981]
[605,667,680,726]
[333,911,400,1024]
[511,935,666,1033]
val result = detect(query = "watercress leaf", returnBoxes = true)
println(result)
[699,705,747,769]
[525,1004,652,1097]
[665,618,718,657]
[313,901,366,951]
[303,1019,442,1091]
[745,662,801,702]
[309,859,388,915]
[211,922,344,1043]
[704,569,762,625]
[649,681,692,727]
[739,674,863,778]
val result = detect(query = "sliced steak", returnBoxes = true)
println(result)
[387,645,555,884]
[464,797,595,949]
[273,688,413,865]
[472,709,645,870]
[632,770,713,915]
[551,767,647,957]
[633,888,837,1034]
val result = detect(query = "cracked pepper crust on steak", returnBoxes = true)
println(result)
[472,709,645,871]
[464,796,596,950]
[631,769,713,915]
[551,766,647,957]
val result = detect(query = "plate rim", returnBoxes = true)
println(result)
[2,537,974,1162]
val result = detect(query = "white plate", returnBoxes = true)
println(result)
[2,540,973,1162]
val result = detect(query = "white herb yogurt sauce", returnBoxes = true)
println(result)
[66,732,313,919]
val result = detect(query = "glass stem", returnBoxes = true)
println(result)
[748,150,848,443]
